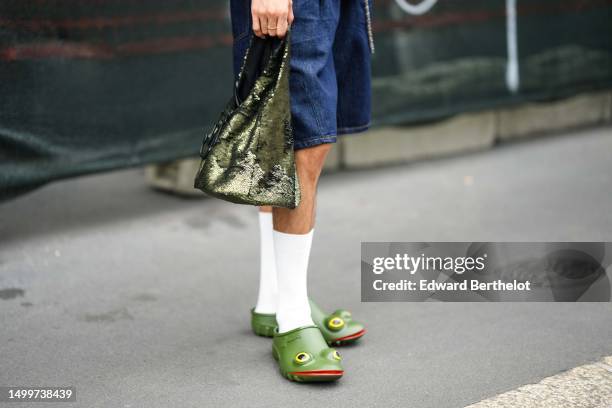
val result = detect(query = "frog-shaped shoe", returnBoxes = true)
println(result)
[272,326,344,382]
[309,300,366,346]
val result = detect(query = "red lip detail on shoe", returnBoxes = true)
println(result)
[288,370,344,376]
[333,328,366,342]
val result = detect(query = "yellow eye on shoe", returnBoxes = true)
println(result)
[294,352,311,365]
[332,350,341,361]
[327,317,345,331]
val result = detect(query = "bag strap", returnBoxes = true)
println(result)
[235,35,286,105]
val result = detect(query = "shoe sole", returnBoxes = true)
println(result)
[328,329,366,346]
[252,323,277,337]
[286,370,344,382]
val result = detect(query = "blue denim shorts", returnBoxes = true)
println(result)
[230,0,373,150]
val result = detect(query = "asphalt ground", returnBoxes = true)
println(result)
[1,125,611,407]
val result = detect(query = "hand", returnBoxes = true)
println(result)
[251,0,294,38]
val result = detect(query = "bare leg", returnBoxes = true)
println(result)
[272,143,332,233]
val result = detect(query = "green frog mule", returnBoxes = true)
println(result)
[272,326,344,382]
[251,300,366,346]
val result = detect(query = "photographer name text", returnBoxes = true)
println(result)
[371,254,531,292]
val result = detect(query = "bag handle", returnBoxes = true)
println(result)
[235,35,287,105]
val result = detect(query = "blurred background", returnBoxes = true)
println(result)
[1,1,612,407]
[1,0,611,197]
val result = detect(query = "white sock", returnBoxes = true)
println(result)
[254,212,278,314]
[274,228,315,333]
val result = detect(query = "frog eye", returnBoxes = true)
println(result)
[332,350,341,361]
[294,352,312,365]
[327,317,345,331]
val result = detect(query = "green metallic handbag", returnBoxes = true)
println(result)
[194,33,300,208]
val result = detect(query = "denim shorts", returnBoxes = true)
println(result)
[230,0,373,150]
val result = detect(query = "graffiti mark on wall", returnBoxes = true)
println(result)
[393,0,439,15]
[393,0,520,93]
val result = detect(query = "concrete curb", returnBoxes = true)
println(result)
[465,356,612,408]
[338,89,612,170]
[144,159,202,196]
[339,111,496,168]
[495,90,612,141]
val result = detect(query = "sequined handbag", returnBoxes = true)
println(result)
[194,33,300,208]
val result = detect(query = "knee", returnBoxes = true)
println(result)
[295,144,332,183]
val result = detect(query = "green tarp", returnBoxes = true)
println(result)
[1,0,611,199]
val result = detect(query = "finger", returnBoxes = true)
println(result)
[260,16,269,36]
[277,17,288,38]
[252,13,263,37]
[288,2,294,25]
[267,16,279,37]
